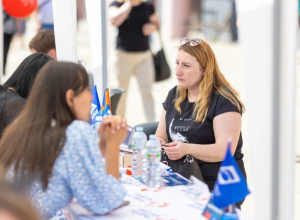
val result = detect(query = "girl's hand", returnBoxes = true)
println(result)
[98,116,127,156]
[162,141,190,160]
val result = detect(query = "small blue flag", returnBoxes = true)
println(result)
[100,88,111,116]
[213,141,250,208]
[90,85,101,125]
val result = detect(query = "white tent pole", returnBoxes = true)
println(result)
[239,0,297,218]
[0,5,3,83]
[275,0,297,219]
[101,0,108,94]
[239,1,274,218]
[85,0,108,99]
[52,0,77,62]
[271,0,280,217]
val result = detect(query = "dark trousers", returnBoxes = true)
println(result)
[3,33,13,75]
[205,159,247,209]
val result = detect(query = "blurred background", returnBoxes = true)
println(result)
[2,0,300,219]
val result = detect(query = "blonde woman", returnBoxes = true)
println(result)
[109,0,159,122]
[156,37,246,207]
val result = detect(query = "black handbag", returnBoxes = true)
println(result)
[161,150,205,182]
[152,33,171,82]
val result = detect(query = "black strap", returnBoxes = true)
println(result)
[0,85,8,117]
[234,149,244,161]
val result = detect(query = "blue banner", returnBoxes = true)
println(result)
[213,142,250,208]
[90,85,101,125]
[100,88,111,116]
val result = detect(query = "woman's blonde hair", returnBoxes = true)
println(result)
[174,40,245,123]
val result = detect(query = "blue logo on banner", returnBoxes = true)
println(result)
[213,141,250,208]
[90,85,101,125]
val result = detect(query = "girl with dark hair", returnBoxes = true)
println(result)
[0,53,53,137]
[0,61,127,219]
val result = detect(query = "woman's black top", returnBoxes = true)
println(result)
[109,1,155,52]
[0,85,26,137]
[163,86,244,181]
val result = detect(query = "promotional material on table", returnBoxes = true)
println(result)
[63,174,251,220]
[119,174,207,220]
[161,173,190,186]
[186,176,211,203]
[202,200,224,220]
[119,151,132,168]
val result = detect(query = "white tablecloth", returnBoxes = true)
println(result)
[67,174,209,220]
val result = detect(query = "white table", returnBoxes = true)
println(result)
[68,174,209,220]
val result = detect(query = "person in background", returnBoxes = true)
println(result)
[14,18,27,49]
[230,0,238,42]
[29,30,95,94]
[0,181,39,220]
[0,61,127,219]
[155,37,246,208]
[3,10,16,75]
[76,0,86,22]
[109,0,159,122]
[29,30,56,59]
[35,0,54,31]
[0,53,53,137]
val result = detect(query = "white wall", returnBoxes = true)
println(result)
[239,0,297,219]
[52,0,77,62]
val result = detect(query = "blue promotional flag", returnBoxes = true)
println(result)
[213,141,250,208]
[91,85,101,125]
[100,88,111,116]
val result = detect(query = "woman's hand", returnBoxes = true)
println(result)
[98,116,127,156]
[162,141,190,160]
[142,23,157,36]
[157,137,166,146]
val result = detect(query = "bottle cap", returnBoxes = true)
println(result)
[149,134,157,140]
[136,127,143,132]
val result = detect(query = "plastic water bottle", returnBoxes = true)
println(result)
[132,127,147,183]
[93,116,103,141]
[145,135,161,188]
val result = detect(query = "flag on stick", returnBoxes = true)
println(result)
[100,88,111,116]
[90,85,101,125]
[213,141,250,208]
